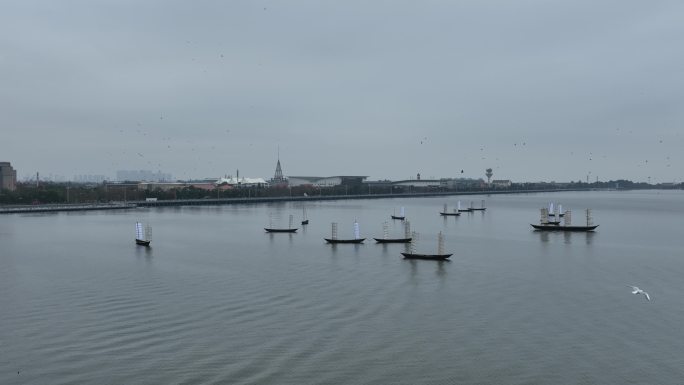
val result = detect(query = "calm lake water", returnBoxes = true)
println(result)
[1,190,683,384]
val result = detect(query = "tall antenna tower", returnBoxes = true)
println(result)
[485,168,493,184]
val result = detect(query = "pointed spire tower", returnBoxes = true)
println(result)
[274,159,284,181]
[270,147,288,186]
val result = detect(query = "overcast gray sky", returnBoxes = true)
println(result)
[2,0,683,183]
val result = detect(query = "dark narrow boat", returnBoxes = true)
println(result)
[402,231,451,260]
[531,224,598,232]
[440,211,460,216]
[391,206,406,220]
[457,201,471,212]
[439,204,461,216]
[401,252,452,260]
[265,227,298,233]
[374,237,411,243]
[470,200,487,211]
[266,214,298,232]
[301,220,309,225]
[135,239,151,246]
[325,238,365,244]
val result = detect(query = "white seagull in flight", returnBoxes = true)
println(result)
[628,286,651,301]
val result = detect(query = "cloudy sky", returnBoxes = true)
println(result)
[2,0,683,183]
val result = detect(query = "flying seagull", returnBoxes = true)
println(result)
[628,286,651,301]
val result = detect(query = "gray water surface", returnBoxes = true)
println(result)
[1,190,683,384]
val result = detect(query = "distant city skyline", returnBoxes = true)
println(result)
[2,1,683,183]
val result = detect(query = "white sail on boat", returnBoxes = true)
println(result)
[392,206,406,220]
[135,222,151,246]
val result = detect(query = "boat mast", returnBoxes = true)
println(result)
[408,232,417,254]
[404,221,411,239]
[540,208,549,224]
[383,221,389,240]
[331,222,338,240]
[289,215,293,229]
[353,221,360,240]
[586,209,592,227]
[438,231,444,255]
[564,210,572,226]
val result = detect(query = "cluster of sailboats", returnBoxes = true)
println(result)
[439,200,486,216]
[133,199,599,257]
[530,202,598,231]
[323,220,451,260]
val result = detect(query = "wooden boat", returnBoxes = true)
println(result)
[374,221,412,243]
[325,221,365,244]
[265,227,298,233]
[532,209,597,232]
[457,200,472,212]
[326,238,365,244]
[391,206,405,220]
[265,214,298,233]
[135,222,151,246]
[439,203,461,216]
[402,231,451,260]
[531,224,598,231]
[401,252,452,260]
[470,200,487,211]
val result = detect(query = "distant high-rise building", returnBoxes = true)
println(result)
[0,162,17,191]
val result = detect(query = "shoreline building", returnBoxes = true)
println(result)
[288,176,368,187]
[0,162,17,191]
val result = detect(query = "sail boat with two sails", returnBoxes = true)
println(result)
[391,207,406,220]
[439,203,461,216]
[265,214,298,233]
[325,221,365,244]
[401,231,452,260]
[374,220,412,243]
